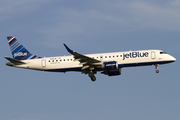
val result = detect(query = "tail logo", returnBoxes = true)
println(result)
[7,36,42,60]
[14,52,27,57]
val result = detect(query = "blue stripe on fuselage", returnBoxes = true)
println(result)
[43,60,175,72]
[121,60,175,68]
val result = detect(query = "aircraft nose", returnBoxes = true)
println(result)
[171,56,176,62]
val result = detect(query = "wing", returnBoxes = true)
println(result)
[63,44,101,67]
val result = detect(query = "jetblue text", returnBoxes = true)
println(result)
[123,52,149,60]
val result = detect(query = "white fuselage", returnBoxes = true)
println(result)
[14,49,176,72]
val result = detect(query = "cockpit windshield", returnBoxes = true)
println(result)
[160,51,167,54]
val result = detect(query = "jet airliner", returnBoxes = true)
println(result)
[5,36,176,81]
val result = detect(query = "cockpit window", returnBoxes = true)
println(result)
[160,52,167,54]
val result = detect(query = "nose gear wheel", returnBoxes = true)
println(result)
[155,64,159,73]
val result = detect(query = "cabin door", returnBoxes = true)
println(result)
[151,51,156,59]
[41,60,46,67]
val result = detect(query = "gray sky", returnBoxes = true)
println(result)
[0,0,180,120]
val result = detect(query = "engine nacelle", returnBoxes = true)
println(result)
[102,61,118,70]
[108,69,121,76]
[101,69,121,76]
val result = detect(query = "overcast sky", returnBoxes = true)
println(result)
[0,0,180,120]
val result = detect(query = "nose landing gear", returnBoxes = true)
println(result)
[155,64,159,73]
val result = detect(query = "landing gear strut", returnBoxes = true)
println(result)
[88,72,96,81]
[155,64,159,73]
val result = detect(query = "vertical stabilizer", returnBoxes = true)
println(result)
[7,36,41,60]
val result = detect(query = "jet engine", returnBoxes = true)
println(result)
[102,61,118,70]
[101,69,121,76]
[101,61,121,76]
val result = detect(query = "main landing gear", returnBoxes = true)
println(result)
[88,71,96,81]
[155,64,159,73]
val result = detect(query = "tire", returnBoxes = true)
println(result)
[91,76,96,81]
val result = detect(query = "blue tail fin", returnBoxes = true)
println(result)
[7,36,41,60]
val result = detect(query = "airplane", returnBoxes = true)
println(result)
[5,36,176,81]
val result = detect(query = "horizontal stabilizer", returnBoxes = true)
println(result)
[4,57,26,65]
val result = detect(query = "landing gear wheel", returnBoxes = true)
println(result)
[91,76,96,81]
[155,64,160,73]
[88,72,96,82]
[156,70,159,73]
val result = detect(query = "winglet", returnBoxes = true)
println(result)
[63,44,73,53]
